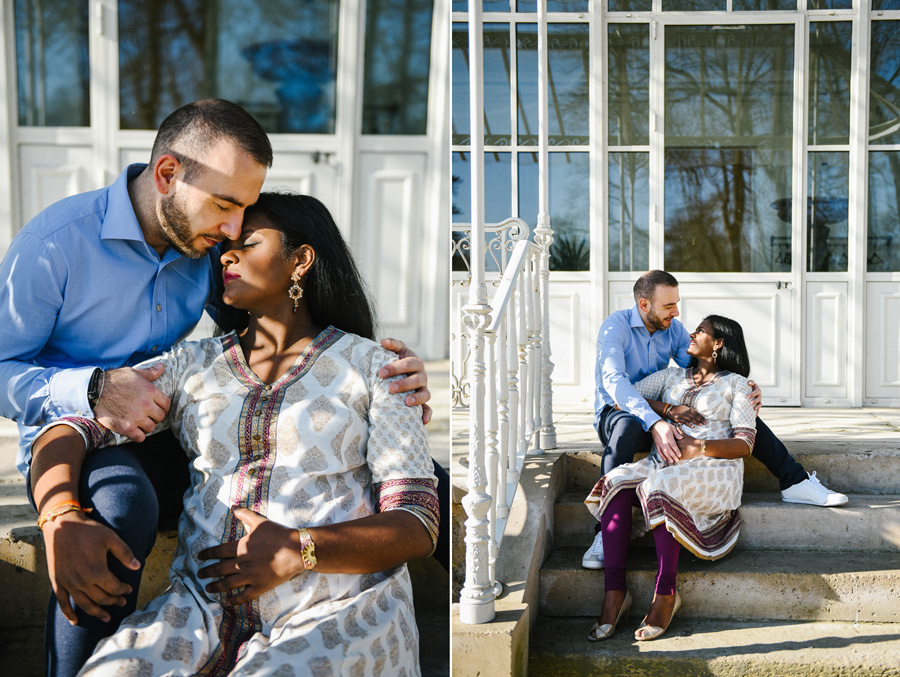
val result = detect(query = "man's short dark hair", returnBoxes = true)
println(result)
[150,99,273,178]
[633,270,679,303]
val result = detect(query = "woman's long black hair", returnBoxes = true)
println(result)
[690,314,751,377]
[212,192,377,340]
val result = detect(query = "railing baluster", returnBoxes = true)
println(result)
[484,329,500,588]
[496,313,510,520]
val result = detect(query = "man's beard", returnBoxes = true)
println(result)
[159,194,215,259]
[646,307,671,331]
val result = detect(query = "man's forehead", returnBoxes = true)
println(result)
[652,285,680,304]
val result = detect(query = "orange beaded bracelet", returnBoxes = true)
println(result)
[37,500,92,530]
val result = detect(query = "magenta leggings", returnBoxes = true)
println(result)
[600,487,681,595]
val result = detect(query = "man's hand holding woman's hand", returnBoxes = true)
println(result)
[747,380,763,413]
[93,365,170,442]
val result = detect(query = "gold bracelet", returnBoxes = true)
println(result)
[700,439,707,456]
[37,500,92,530]
[663,403,672,419]
[297,527,317,571]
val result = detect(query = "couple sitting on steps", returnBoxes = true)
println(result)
[582,270,847,642]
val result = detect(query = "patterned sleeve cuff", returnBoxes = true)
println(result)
[733,427,756,454]
[33,417,115,454]
[373,478,440,555]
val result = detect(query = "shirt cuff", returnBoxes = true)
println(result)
[639,410,662,432]
[48,366,98,415]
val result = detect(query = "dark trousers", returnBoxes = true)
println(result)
[32,431,450,677]
[596,405,807,490]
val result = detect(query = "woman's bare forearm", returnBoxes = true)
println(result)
[307,509,434,574]
[30,426,88,514]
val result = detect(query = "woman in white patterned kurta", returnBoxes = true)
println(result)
[584,315,755,643]
[31,194,439,676]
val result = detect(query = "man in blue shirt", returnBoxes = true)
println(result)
[0,100,432,676]
[583,270,848,569]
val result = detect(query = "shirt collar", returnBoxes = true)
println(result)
[100,164,149,243]
[628,304,669,338]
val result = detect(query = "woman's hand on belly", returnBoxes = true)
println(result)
[197,507,304,606]
[668,405,706,429]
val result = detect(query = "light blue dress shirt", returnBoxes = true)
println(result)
[0,164,215,476]
[593,305,692,432]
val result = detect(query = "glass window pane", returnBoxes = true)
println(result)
[609,153,649,272]
[453,24,512,145]
[665,25,794,273]
[451,152,512,272]
[550,153,590,271]
[487,0,510,10]
[547,25,589,144]
[119,0,339,133]
[809,22,851,146]
[663,0,726,10]
[451,152,512,222]
[15,0,89,127]
[806,152,849,272]
[870,21,900,146]
[362,0,433,135]
[868,151,900,272]
[609,0,652,10]
[517,153,538,230]
[485,25,512,144]
[873,0,900,9]
[452,25,470,144]
[733,0,796,9]
[608,24,649,146]
[517,24,538,145]
[517,0,589,10]
[518,25,589,146]
[519,153,590,270]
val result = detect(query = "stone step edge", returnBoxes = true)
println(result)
[528,617,900,677]
[538,548,900,623]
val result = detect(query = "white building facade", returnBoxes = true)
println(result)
[452,0,900,407]
[0,0,449,359]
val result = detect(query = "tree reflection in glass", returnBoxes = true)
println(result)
[664,25,794,273]
[118,0,339,133]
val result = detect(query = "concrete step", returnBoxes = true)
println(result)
[539,547,900,623]
[554,491,900,552]
[564,442,900,495]
[528,616,900,677]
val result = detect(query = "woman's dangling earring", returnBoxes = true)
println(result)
[288,272,303,313]
[712,348,718,363]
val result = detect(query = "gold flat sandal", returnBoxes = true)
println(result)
[634,591,682,641]
[587,590,633,642]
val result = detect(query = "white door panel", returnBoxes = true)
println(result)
[354,152,426,345]
[18,145,94,224]
[805,282,848,402]
[865,282,900,403]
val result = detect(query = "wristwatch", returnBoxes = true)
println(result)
[87,368,103,411]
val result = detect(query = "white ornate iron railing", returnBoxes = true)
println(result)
[457,0,556,625]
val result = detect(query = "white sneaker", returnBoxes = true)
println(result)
[781,471,849,507]
[582,531,605,569]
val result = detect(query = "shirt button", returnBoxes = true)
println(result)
[253,434,261,441]
[156,304,161,312]
[151,345,158,352]
[255,409,262,416]
[261,396,269,402]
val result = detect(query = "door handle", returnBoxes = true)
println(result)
[776,281,791,290]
